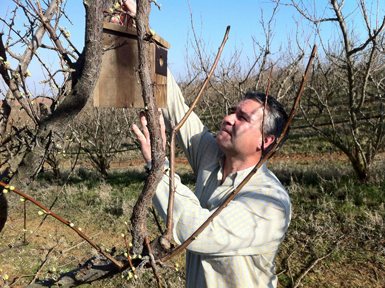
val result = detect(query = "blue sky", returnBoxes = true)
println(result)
[0,0,382,97]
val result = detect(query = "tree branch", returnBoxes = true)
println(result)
[164,26,230,241]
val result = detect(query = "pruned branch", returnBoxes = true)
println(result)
[261,64,274,153]
[164,26,231,241]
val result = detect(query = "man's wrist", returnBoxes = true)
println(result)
[145,158,169,171]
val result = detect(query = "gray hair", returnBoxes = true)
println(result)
[243,91,290,156]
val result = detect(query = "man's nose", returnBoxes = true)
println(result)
[223,113,235,126]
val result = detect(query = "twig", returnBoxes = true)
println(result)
[292,250,333,288]
[62,232,101,253]
[0,125,28,147]
[0,182,123,268]
[151,205,164,234]
[9,274,36,287]
[373,267,379,282]
[23,200,27,243]
[0,241,29,254]
[276,269,287,276]
[293,236,344,288]
[29,243,58,285]
[125,221,132,234]
[27,144,81,242]
[144,236,162,288]
[287,250,296,287]
[165,25,231,240]
[161,45,317,263]
[124,234,135,272]
[261,63,274,154]
[356,268,364,278]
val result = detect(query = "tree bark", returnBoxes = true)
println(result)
[130,0,165,255]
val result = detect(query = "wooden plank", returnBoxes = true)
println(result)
[94,22,168,108]
[153,33,171,49]
[151,42,167,108]
[94,28,143,108]
[154,73,167,108]
[103,22,170,49]
[103,22,137,36]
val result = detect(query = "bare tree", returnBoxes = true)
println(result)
[180,0,305,135]
[0,0,110,230]
[45,137,69,179]
[70,103,135,178]
[282,0,385,182]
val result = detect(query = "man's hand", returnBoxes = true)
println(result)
[111,0,136,25]
[132,109,166,164]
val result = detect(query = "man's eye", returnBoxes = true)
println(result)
[228,107,236,114]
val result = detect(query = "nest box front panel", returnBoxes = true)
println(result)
[94,23,168,108]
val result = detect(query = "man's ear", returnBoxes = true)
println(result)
[257,135,275,150]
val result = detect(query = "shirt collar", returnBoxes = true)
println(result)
[217,154,268,187]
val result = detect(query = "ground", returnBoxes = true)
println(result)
[1,152,384,287]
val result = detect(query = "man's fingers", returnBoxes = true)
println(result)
[132,124,146,145]
[132,124,142,139]
[123,0,137,15]
[132,119,152,164]
[139,111,150,140]
[135,110,166,151]
[158,109,165,128]
[111,16,120,24]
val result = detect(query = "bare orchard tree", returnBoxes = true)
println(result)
[44,135,70,179]
[70,102,136,178]
[0,0,111,230]
[282,0,385,182]
[180,0,305,135]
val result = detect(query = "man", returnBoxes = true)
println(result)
[133,71,291,288]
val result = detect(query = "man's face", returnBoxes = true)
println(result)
[216,99,266,159]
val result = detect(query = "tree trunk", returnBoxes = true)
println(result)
[351,157,371,183]
[130,0,166,255]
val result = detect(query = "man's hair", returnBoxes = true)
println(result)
[244,91,290,156]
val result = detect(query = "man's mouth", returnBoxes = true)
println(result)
[221,128,231,136]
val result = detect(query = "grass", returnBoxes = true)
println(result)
[1,154,384,287]
[269,154,385,287]
[1,165,187,287]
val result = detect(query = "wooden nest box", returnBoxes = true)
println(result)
[94,22,170,108]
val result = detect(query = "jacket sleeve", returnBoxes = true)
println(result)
[153,166,290,255]
[162,69,221,174]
